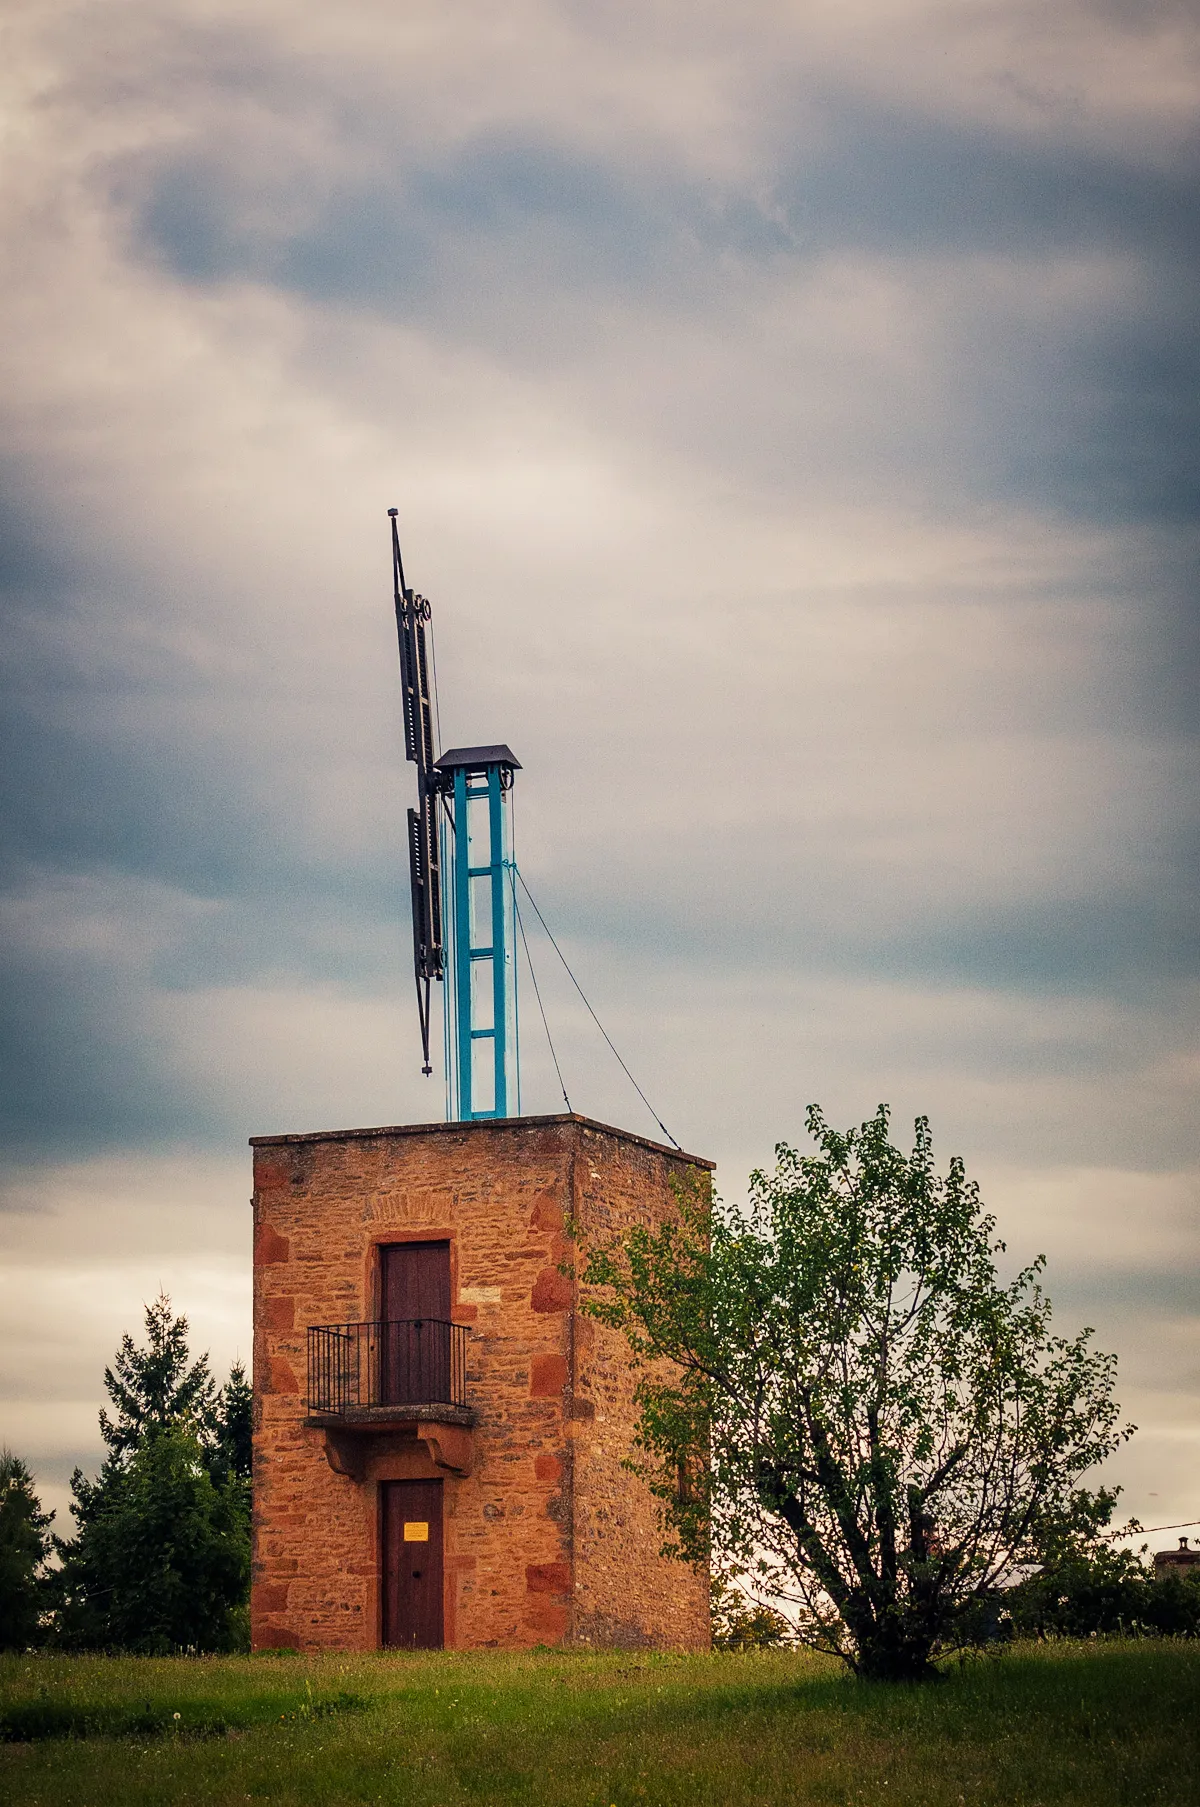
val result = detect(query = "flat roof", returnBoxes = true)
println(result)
[434,743,521,771]
[249,1110,713,1170]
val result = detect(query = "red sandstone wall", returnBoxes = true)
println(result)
[250,1114,710,1653]
[569,1125,711,1649]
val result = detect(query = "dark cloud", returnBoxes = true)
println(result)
[866,887,1199,997]
[0,941,193,1157]
[0,0,1192,1535]
[770,98,1200,264]
[0,489,78,604]
[0,457,1191,1167]
[0,694,251,897]
[0,478,409,916]
[518,845,1199,1001]
[124,96,1200,538]
[957,269,1200,527]
[131,97,1200,297]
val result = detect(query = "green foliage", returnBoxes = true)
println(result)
[209,1360,253,1487]
[580,1105,1132,1682]
[0,1451,53,1650]
[711,1570,795,1651]
[1007,1545,1200,1640]
[52,1424,250,1654]
[49,1293,251,1653]
[998,1486,1200,1639]
[98,1290,216,1461]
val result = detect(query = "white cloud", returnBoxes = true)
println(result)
[0,0,1195,1540]
[0,1149,251,1528]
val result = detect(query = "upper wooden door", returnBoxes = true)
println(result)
[381,1477,444,1649]
[381,1240,451,1320]
[379,1241,451,1405]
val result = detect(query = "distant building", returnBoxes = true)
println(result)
[250,1112,712,1652]
[1153,1536,1200,1574]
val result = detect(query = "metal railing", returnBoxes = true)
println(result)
[306,1319,468,1413]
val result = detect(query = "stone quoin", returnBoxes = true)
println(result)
[250,1111,713,1651]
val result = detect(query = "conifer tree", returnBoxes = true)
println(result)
[52,1294,250,1651]
[55,1428,249,1654]
[209,1361,253,1487]
[98,1290,216,1459]
[0,1450,53,1649]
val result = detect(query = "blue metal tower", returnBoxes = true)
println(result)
[389,513,520,1123]
[435,745,520,1120]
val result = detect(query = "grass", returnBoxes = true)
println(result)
[0,1640,1195,1805]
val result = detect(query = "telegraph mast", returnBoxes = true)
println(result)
[388,512,519,1120]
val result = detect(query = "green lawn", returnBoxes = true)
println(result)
[1,1640,1195,1806]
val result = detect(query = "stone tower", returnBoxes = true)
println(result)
[250,1111,712,1651]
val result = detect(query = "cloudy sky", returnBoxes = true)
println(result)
[1,0,1196,1543]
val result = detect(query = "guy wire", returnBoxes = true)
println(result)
[513,867,680,1150]
[513,881,571,1113]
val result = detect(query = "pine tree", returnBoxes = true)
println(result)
[54,1428,249,1653]
[51,1295,250,1651]
[209,1361,253,1487]
[0,1450,53,1649]
[98,1290,215,1459]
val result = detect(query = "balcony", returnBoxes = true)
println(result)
[305,1320,475,1478]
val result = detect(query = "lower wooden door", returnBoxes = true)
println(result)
[381,1478,444,1649]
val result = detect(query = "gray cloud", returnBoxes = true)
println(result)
[0,0,1195,1528]
[111,61,1200,537]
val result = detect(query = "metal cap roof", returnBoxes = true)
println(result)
[434,743,521,771]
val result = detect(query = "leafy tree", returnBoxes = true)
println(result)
[53,1425,249,1654]
[0,1450,53,1649]
[581,1105,1132,1681]
[1004,1498,1200,1639]
[1136,1564,1200,1637]
[51,1294,251,1651]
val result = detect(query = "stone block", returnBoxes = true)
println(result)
[530,1268,573,1313]
[529,1353,569,1398]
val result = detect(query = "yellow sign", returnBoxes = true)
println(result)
[403,1521,429,1542]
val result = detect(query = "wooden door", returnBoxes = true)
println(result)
[380,1242,451,1404]
[381,1478,444,1649]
